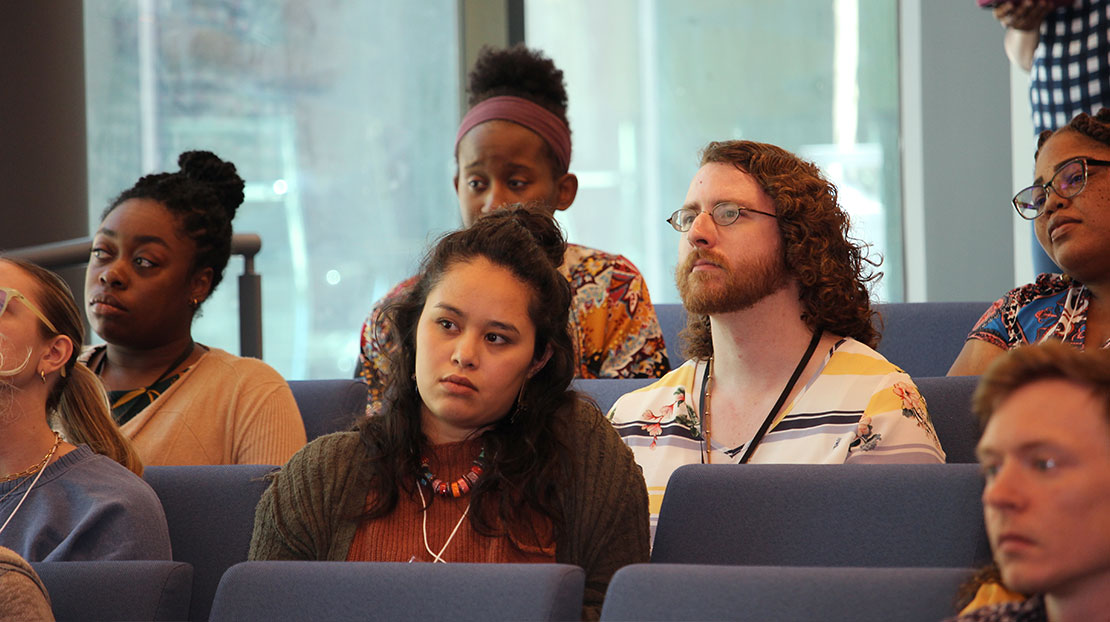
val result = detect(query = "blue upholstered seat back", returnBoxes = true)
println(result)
[651,463,991,567]
[873,301,990,377]
[601,564,973,622]
[209,561,585,622]
[288,378,367,441]
[145,465,274,621]
[916,375,981,463]
[33,560,193,622]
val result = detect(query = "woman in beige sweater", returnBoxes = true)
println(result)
[82,151,305,466]
[250,209,649,620]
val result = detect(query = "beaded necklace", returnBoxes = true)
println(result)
[414,446,485,562]
[419,449,486,497]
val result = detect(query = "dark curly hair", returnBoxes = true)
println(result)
[360,207,577,548]
[680,140,881,359]
[463,44,571,175]
[103,151,245,305]
[1035,108,1110,160]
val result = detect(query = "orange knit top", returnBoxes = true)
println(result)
[346,438,556,563]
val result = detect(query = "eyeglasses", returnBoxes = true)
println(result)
[666,202,777,232]
[1012,157,1110,220]
[0,287,58,334]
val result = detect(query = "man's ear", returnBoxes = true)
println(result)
[528,344,554,378]
[553,173,578,212]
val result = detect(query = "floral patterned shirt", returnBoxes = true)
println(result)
[968,273,1109,351]
[356,243,670,412]
[606,337,946,526]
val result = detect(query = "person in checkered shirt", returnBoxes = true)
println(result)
[994,0,1110,135]
[993,0,1110,275]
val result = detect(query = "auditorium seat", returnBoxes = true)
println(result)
[209,561,585,622]
[600,564,973,622]
[655,303,686,367]
[288,379,368,440]
[873,301,990,377]
[651,463,991,568]
[145,465,275,621]
[33,560,193,622]
[916,375,981,463]
[573,378,654,415]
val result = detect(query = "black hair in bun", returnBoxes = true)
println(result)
[103,150,246,299]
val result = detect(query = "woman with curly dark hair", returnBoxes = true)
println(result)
[81,151,305,466]
[357,44,670,414]
[608,140,944,530]
[950,108,1110,376]
[251,208,649,621]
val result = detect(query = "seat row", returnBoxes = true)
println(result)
[31,462,989,621]
[31,559,976,621]
[299,300,989,440]
[291,374,983,463]
[30,350,987,620]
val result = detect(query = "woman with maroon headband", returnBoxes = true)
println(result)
[357,45,670,412]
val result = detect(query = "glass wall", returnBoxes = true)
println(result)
[526,0,902,304]
[84,0,902,379]
[84,0,460,379]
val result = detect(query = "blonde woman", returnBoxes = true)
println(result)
[0,258,169,561]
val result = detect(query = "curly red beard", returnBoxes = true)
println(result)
[675,247,789,315]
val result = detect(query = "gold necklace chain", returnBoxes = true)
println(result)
[703,357,713,464]
[1,431,62,483]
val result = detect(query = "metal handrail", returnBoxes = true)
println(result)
[4,233,264,359]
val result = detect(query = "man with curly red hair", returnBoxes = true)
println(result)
[608,140,945,527]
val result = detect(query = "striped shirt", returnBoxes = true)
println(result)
[607,337,946,522]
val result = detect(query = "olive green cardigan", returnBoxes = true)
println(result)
[249,401,650,620]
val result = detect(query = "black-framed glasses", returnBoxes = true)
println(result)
[1013,157,1110,220]
[666,202,777,232]
[0,287,58,333]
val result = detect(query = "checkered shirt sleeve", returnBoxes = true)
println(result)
[1030,0,1110,134]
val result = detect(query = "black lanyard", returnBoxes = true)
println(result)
[699,329,824,464]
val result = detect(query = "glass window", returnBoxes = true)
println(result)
[525,0,902,303]
[84,0,903,378]
[84,1,460,379]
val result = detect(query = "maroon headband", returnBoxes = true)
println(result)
[455,96,572,172]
